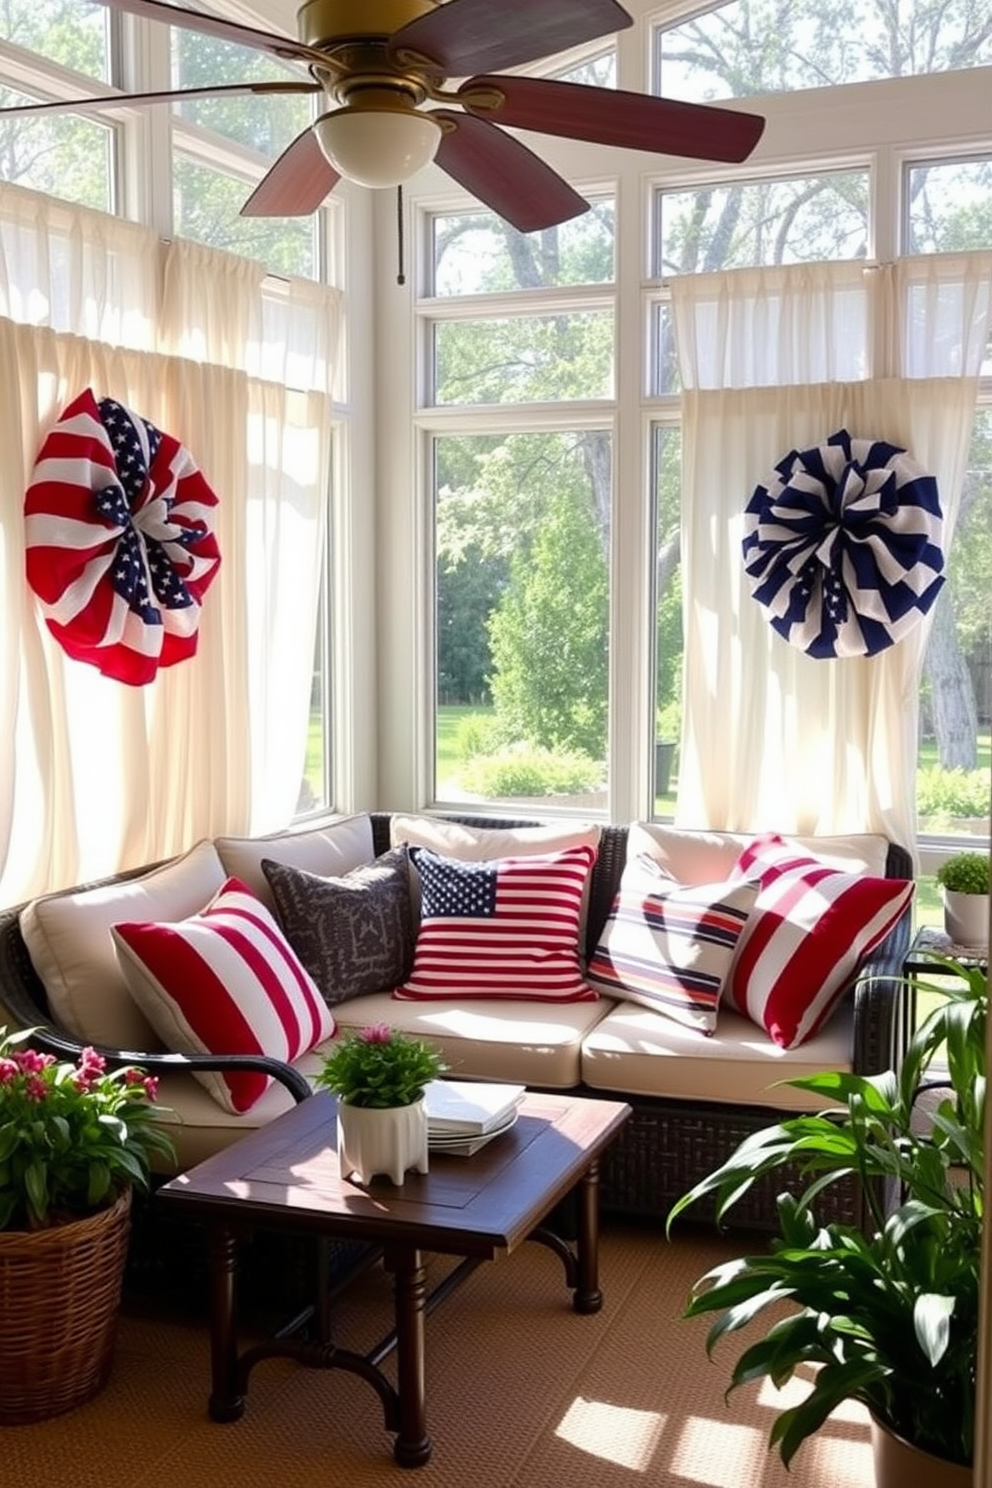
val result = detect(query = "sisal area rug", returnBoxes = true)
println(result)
[3,1222,874,1488]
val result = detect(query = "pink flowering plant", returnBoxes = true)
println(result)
[0,1026,175,1231]
[315,1024,448,1109]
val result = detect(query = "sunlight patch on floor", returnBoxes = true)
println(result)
[555,1396,666,1469]
[670,1418,767,1486]
[755,1365,871,1427]
[803,1429,874,1485]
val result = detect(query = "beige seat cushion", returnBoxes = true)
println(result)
[214,812,375,912]
[627,823,890,884]
[147,1045,334,1172]
[580,1002,853,1112]
[151,986,615,1169]
[19,839,227,1050]
[333,989,614,1090]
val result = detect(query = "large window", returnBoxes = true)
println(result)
[0,2,340,828]
[656,0,992,99]
[0,0,113,209]
[654,169,870,276]
[397,0,992,855]
[427,204,615,807]
[169,29,319,278]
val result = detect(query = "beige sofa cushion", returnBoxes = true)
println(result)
[627,823,890,884]
[333,988,613,1090]
[214,813,375,911]
[19,839,227,1049]
[390,814,602,860]
[148,1040,336,1171]
[580,1002,853,1112]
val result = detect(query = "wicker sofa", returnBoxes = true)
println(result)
[0,809,914,1233]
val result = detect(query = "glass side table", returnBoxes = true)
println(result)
[902,925,988,1033]
[904,924,988,973]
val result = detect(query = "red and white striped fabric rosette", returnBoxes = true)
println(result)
[24,388,221,685]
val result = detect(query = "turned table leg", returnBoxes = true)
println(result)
[383,1244,433,1467]
[207,1224,245,1421]
[574,1158,604,1314]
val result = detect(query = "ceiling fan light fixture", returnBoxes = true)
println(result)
[313,105,442,189]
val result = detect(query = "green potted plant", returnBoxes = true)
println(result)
[0,1026,174,1422]
[316,1024,448,1186]
[666,958,984,1487]
[935,851,990,947]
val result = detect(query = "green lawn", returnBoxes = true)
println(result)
[918,731,991,773]
[437,704,489,785]
[435,709,987,839]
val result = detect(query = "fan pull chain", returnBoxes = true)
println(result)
[396,186,406,287]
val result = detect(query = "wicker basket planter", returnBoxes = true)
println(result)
[0,1187,132,1424]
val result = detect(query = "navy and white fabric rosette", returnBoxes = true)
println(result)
[742,429,945,659]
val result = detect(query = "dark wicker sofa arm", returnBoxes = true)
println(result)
[849,839,915,1075]
[0,903,312,1105]
[851,906,913,1075]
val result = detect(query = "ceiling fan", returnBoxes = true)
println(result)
[1,0,766,233]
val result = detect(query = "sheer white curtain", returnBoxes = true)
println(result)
[670,254,992,859]
[0,186,341,901]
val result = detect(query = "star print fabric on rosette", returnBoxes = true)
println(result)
[24,388,221,684]
[741,428,945,658]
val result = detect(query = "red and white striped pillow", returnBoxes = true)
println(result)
[727,833,914,1049]
[395,843,598,1001]
[112,877,335,1113]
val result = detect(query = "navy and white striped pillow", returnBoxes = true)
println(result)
[586,855,757,1032]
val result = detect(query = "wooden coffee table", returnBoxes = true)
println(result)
[156,1089,630,1467]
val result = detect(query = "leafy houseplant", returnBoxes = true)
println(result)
[935,851,990,946]
[317,1025,450,1186]
[0,1027,174,1424]
[935,851,990,896]
[315,1023,448,1109]
[666,958,984,1476]
[0,1026,174,1231]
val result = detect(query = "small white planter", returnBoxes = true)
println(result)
[337,1097,429,1186]
[942,889,989,949]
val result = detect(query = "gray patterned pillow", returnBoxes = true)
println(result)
[261,846,414,1005]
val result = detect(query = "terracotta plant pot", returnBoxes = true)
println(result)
[337,1097,429,1185]
[871,1414,971,1488]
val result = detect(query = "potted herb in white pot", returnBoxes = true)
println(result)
[316,1024,448,1186]
[935,850,990,947]
[667,958,984,1487]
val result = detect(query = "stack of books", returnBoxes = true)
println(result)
[424,1080,526,1157]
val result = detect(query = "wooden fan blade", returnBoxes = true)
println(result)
[460,76,766,164]
[240,129,341,218]
[89,0,324,66]
[389,0,632,79]
[432,111,588,233]
[0,81,320,119]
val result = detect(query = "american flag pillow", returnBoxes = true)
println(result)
[726,833,914,1049]
[586,855,758,1032]
[111,877,334,1113]
[395,844,598,1002]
